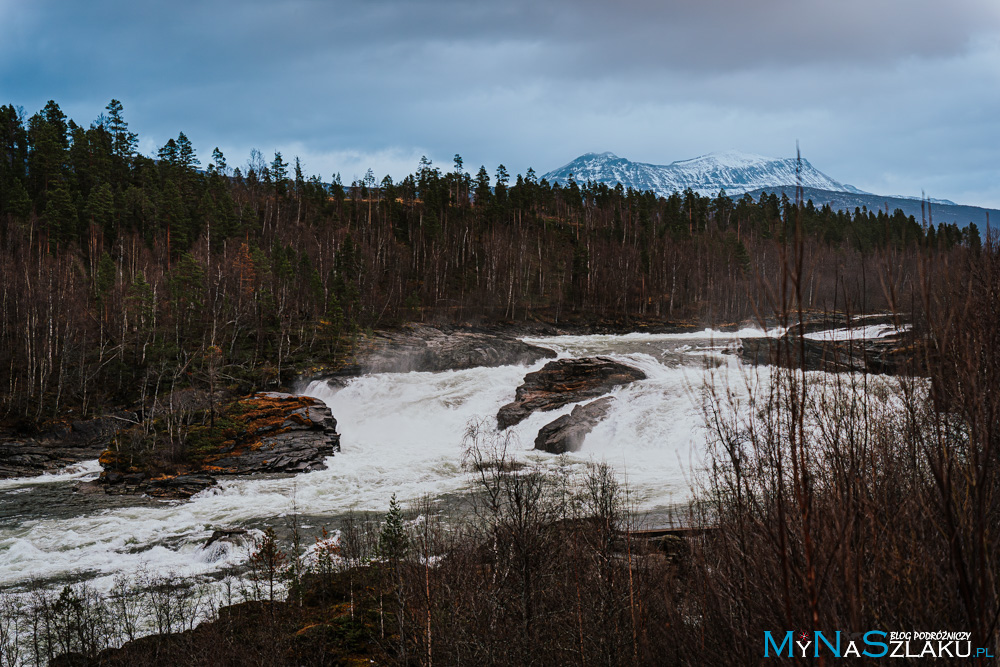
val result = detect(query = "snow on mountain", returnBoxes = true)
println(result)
[542,151,870,198]
[892,194,957,206]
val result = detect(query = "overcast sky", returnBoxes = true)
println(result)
[4,0,1000,206]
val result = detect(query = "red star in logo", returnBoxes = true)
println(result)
[799,632,809,641]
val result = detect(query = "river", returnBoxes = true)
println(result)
[0,330,769,594]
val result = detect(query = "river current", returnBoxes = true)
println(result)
[0,330,772,593]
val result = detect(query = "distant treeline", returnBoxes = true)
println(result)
[0,99,982,423]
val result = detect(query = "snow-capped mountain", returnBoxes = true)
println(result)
[542,150,869,198]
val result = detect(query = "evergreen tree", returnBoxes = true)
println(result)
[27,110,66,199]
[85,182,115,238]
[0,104,28,213]
[159,178,189,250]
[271,152,288,197]
[94,251,117,303]
[176,132,199,170]
[495,164,509,206]
[104,99,137,162]
[377,493,409,560]
[157,138,179,166]
[41,100,68,146]
[294,157,304,194]
[42,182,78,248]
[5,178,31,220]
[474,165,491,206]
[210,147,227,175]
[965,222,982,251]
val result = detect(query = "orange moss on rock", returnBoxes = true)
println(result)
[97,391,336,495]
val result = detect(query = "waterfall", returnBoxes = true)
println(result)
[0,330,759,592]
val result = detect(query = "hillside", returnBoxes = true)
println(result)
[745,185,998,229]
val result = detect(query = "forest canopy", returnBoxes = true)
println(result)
[0,99,982,424]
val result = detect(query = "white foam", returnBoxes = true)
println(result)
[804,324,910,341]
[0,459,102,491]
[522,328,781,353]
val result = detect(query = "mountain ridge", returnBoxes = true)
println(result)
[542,150,867,198]
[542,151,986,226]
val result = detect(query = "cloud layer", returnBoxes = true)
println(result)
[4,0,1000,205]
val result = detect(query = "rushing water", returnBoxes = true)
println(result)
[0,330,770,593]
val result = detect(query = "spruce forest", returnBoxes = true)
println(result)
[0,99,980,427]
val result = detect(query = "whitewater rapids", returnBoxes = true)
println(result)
[0,330,768,593]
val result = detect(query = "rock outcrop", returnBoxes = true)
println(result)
[498,357,645,429]
[534,397,614,454]
[205,392,340,474]
[100,393,340,499]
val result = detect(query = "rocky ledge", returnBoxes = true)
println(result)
[498,357,646,429]
[99,392,340,499]
[323,323,557,377]
[534,397,614,454]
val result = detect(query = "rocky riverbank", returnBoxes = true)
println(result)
[0,414,134,478]
[307,322,558,379]
[738,315,916,375]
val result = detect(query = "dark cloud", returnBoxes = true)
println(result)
[3,0,1000,205]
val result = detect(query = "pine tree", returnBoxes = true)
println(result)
[495,164,509,206]
[42,182,78,248]
[474,166,492,206]
[378,493,409,560]
[271,152,288,197]
[452,154,465,205]
[6,178,31,220]
[94,251,117,305]
[27,110,66,199]
[377,493,410,661]
[0,104,28,214]
[175,132,199,170]
[85,182,114,238]
[157,138,179,166]
[104,99,137,162]
[210,147,227,175]
[159,178,188,251]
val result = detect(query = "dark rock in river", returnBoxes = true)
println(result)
[146,474,218,499]
[100,393,340,499]
[534,397,614,454]
[498,357,645,429]
[205,528,250,549]
[323,323,557,377]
